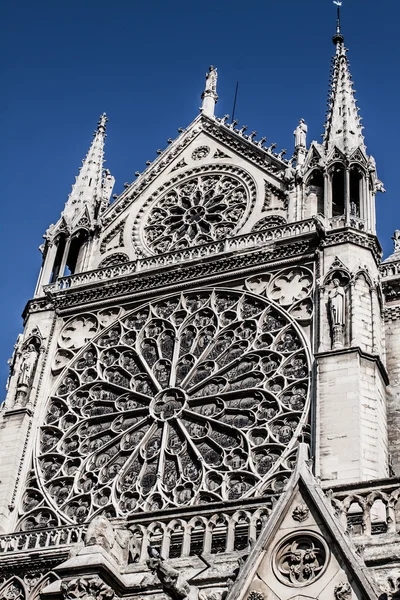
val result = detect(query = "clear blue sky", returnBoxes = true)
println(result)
[1,0,398,392]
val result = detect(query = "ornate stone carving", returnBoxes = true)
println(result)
[273,533,328,587]
[140,170,253,254]
[15,342,39,406]
[147,551,198,600]
[0,579,25,600]
[32,289,310,524]
[192,146,210,161]
[252,216,287,231]
[334,582,352,600]
[292,504,309,523]
[98,253,129,268]
[213,149,230,159]
[60,577,114,600]
[84,516,115,551]
[100,218,126,254]
[247,592,264,600]
[59,315,99,350]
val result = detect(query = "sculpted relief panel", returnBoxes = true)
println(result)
[20,289,311,528]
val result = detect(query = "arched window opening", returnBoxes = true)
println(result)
[49,235,66,283]
[306,170,324,216]
[189,521,205,556]
[332,166,345,217]
[234,515,249,551]
[65,231,88,276]
[347,502,364,535]
[169,523,184,558]
[350,167,362,218]
[211,517,228,554]
[371,499,387,534]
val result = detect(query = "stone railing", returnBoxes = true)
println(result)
[380,260,400,280]
[127,503,273,563]
[44,219,317,293]
[329,215,366,231]
[0,524,86,554]
[327,479,400,538]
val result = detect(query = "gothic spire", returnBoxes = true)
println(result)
[62,113,113,225]
[322,5,366,155]
[201,66,218,118]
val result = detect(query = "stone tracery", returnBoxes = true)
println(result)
[23,289,311,527]
[140,169,254,254]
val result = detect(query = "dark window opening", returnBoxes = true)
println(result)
[49,235,66,283]
[64,231,88,276]
[307,170,324,215]
[350,168,362,217]
[332,166,345,217]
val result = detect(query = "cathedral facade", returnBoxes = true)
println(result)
[1,14,400,600]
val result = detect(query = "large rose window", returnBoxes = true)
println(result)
[30,289,311,526]
[141,170,252,254]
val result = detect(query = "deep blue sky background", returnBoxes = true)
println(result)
[1,0,398,393]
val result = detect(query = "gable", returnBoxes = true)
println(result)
[94,116,290,267]
[227,448,377,600]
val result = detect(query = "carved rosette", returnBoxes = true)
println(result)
[273,532,329,587]
[334,582,352,600]
[24,289,311,528]
[136,166,256,255]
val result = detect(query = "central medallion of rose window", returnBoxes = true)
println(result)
[141,171,252,254]
[31,289,311,527]
[151,389,187,421]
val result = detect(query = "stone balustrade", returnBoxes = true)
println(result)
[44,219,317,293]
[127,504,272,563]
[327,479,400,538]
[0,524,86,553]
[380,260,400,280]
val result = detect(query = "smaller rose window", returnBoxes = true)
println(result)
[142,172,251,254]
[273,533,329,587]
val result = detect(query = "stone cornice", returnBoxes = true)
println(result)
[45,240,317,314]
[324,228,383,266]
[315,346,389,385]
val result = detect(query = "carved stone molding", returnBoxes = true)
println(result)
[292,504,309,523]
[334,582,352,600]
[60,577,114,600]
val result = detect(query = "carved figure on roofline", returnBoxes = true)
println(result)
[294,119,308,148]
[147,546,199,600]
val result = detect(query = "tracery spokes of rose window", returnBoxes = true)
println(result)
[143,173,250,254]
[28,289,311,528]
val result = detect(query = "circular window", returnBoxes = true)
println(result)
[29,289,311,526]
[273,532,329,587]
[139,167,255,254]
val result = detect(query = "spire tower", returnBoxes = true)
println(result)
[322,6,365,155]
[201,66,218,118]
[62,113,112,224]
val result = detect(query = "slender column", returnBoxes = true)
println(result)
[323,173,329,218]
[370,287,378,353]
[349,280,356,346]
[58,238,71,279]
[344,167,350,225]
[35,242,58,295]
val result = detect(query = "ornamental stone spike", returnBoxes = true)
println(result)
[322,5,366,155]
[201,65,218,118]
[62,112,114,225]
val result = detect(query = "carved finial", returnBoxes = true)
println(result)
[201,65,218,118]
[97,112,108,133]
[257,136,267,148]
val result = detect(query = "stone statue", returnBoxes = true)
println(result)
[85,516,116,552]
[329,279,345,326]
[294,119,308,148]
[18,344,38,388]
[147,547,198,600]
[205,66,217,94]
[393,230,400,253]
[329,278,346,349]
